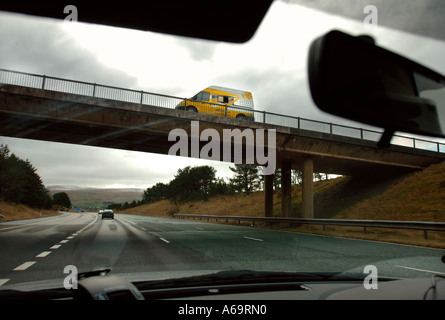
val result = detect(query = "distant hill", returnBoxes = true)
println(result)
[48,186,144,209]
[47,185,83,191]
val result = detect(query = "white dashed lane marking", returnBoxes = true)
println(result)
[4,213,99,283]
[36,251,52,258]
[13,261,36,271]
[0,279,10,287]
[243,236,264,242]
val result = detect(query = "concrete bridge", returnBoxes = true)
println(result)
[1,69,444,219]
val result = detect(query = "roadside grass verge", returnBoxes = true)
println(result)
[0,200,60,222]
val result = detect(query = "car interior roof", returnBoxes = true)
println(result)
[1,0,444,43]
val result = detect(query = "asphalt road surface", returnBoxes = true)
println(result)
[0,212,444,289]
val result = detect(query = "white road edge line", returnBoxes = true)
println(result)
[13,261,36,271]
[160,238,170,244]
[243,236,264,242]
[394,265,445,276]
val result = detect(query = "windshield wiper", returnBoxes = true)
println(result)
[134,269,371,299]
[0,288,73,300]
[136,269,368,288]
[78,267,112,280]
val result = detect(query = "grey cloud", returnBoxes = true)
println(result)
[214,67,379,129]
[285,0,445,42]
[0,137,234,189]
[174,37,218,61]
[0,12,139,89]
[0,137,174,188]
[213,67,318,116]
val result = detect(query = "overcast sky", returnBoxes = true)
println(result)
[1,1,445,189]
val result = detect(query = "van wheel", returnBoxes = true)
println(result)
[186,106,198,112]
[236,114,246,119]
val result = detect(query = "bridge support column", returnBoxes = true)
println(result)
[302,158,314,218]
[281,160,292,218]
[264,174,274,218]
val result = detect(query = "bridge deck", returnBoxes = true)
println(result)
[1,84,443,177]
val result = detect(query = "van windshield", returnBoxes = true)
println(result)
[191,91,210,101]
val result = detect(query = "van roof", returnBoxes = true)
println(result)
[207,85,251,96]
[207,85,254,108]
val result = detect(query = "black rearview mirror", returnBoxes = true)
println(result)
[308,30,445,146]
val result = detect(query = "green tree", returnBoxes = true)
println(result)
[273,168,281,190]
[291,170,303,185]
[229,164,261,194]
[313,172,323,181]
[52,192,72,209]
[130,200,137,208]
[208,177,235,197]
[107,203,122,211]
[0,144,52,209]
[140,165,235,206]
[142,182,170,204]
[169,165,216,203]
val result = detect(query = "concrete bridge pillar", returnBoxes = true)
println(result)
[264,173,274,218]
[302,158,314,218]
[281,160,292,218]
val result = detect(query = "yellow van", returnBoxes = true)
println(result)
[176,86,254,120]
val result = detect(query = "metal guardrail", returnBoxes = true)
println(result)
[173,214,445,239]
[1,68,444,153]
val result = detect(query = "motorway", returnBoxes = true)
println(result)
[0,212,444,289]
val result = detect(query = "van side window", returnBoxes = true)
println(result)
[215,95,233,104]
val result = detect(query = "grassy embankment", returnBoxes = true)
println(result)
[0,201,60,222]
[122,161,445,248]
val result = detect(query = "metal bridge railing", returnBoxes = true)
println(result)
[1,68,444,153]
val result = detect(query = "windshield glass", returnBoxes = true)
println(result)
[0,0,444,296]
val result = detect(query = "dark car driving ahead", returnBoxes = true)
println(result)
[101,209,114,220]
